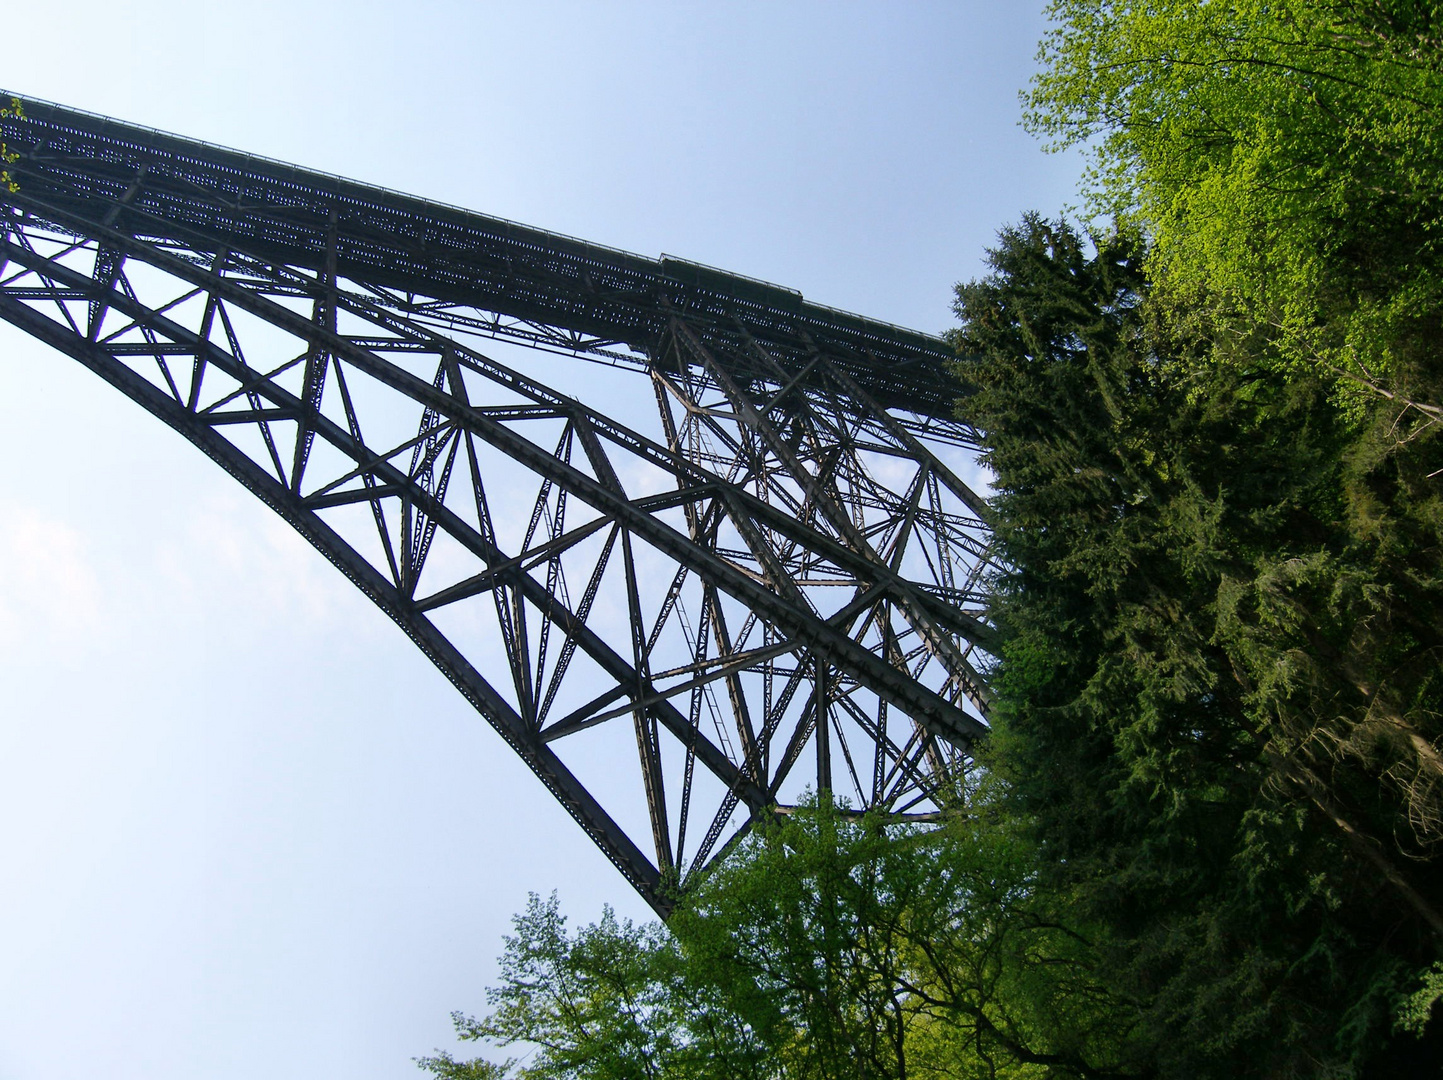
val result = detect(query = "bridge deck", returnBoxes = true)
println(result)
[1,94,962,419]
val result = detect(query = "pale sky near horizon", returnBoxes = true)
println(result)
[0,5,1083,1079]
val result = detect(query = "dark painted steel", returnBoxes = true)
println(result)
[2,95,964,420]
[0,95,994,916]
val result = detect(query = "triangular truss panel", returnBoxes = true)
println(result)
[0,95,994,915]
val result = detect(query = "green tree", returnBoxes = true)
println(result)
[669,797,1140,1079]
[416,893,774,1080]
[421,798,1143,1080]
[950,214,1443,1077]
[1019,9,1443,1061]
[1026,1,1443,416]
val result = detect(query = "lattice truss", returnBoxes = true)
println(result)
[0,202,994,915]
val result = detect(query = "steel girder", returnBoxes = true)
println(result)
[0,104,993,917]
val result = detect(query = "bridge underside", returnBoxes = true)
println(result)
[0,95,992,915]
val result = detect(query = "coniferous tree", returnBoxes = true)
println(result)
[951,215,1442,1078]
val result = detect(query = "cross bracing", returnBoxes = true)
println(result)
[0,94,993,916]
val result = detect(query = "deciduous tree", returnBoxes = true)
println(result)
[1026,1,1443,417]
[420,797,1141,1080]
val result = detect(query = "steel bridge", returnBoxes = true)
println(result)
[0,95,992,916]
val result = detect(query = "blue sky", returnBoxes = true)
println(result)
[0,4,1082,1079]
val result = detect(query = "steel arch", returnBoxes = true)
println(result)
[0,96,992,915]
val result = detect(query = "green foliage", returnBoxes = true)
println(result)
[950,214,1443,1077]
[670,795,1140,1079]
[1026,1,1443,411]
[422,798,1143,1080]
[1014,11,1443,1065]
[417,893,772,1080]
[1395,961,1443,1037]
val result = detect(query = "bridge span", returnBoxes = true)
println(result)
[0,95,992,914]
